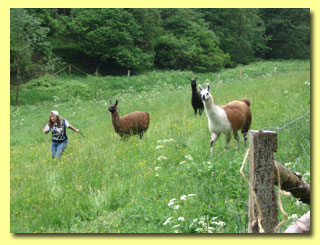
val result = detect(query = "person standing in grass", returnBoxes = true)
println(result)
[42,110,80,159]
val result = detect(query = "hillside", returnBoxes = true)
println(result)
[10,60,310,233]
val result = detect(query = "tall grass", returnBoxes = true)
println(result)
[10,60,310,233]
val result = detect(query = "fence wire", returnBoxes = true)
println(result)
[260,112,310,131]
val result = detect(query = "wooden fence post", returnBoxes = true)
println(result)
[69,64,71,75]
[248,130,278,233]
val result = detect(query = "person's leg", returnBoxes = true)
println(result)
[51,141,58,158]
[55,139,68,159]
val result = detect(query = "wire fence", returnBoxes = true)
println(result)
[264,112,310,158]
[260,112,310,131]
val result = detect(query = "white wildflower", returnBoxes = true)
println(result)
[173,205,180,210]
[172,224,180,228]
[180,195,187,201]
[163,217,173,225]
[174,230,179,233]
[211,217,218,221]
[168,198,176,207]
[163,138,175,143]
[169,198,176,203]
[185,155,194,161]
[189,218,198,229]
[198,220,205,226]
[154,167,161,171]
[155,145,163,150]
[188,194,196,197]
[179,160,186,165]
[157,138,175,144]
[155,174,159,177]
[157,155,168,161]
[178,217,185,221]
[214,221,226,227]
[207,227,214,233]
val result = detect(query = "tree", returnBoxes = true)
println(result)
[68,8,154,72]
[10,8,59,104]
[154,9,230,71]
[199,9,270,66]
[260,8,310,59]
[126,8,163,54]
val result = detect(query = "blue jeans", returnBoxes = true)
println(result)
[51,139,68,159]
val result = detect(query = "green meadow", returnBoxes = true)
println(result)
[10,60,310,233]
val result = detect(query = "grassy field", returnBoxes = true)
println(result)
[10,60,310,233]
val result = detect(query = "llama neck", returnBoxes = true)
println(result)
[111,111,121,130]
[191,86,198,93]
[204,96,220,117]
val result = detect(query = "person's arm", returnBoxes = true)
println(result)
[68,124,80,133]
[43,124,50,134]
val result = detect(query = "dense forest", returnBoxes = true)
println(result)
[10,8,310,85]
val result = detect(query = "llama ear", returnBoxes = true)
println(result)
[115,100,118,106]
[199,84,203,91]
[206,83,210,92]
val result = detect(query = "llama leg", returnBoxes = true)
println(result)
[234,131,240,149]
[139,131,144,139]
[194,108,197,116]
[225,133,232,149]
[241,130,248,145]
[210,133,220,153]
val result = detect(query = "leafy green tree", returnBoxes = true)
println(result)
[155,9,230,71]
[10,9,58,84]
[126,8,163,54]
[26,8,71,38]
[260,8,310,59]
[69,8,153,71]
[10,8,60,104]
[199,9,270,66]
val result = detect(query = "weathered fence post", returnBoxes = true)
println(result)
[248,130,278,233]
[69,64,71,75]
[240,69,242,79]
[128,70,130,77]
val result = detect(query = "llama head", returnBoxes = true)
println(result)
[108,100,118,113]
[189,77,197,88]
[199,84,211,102]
